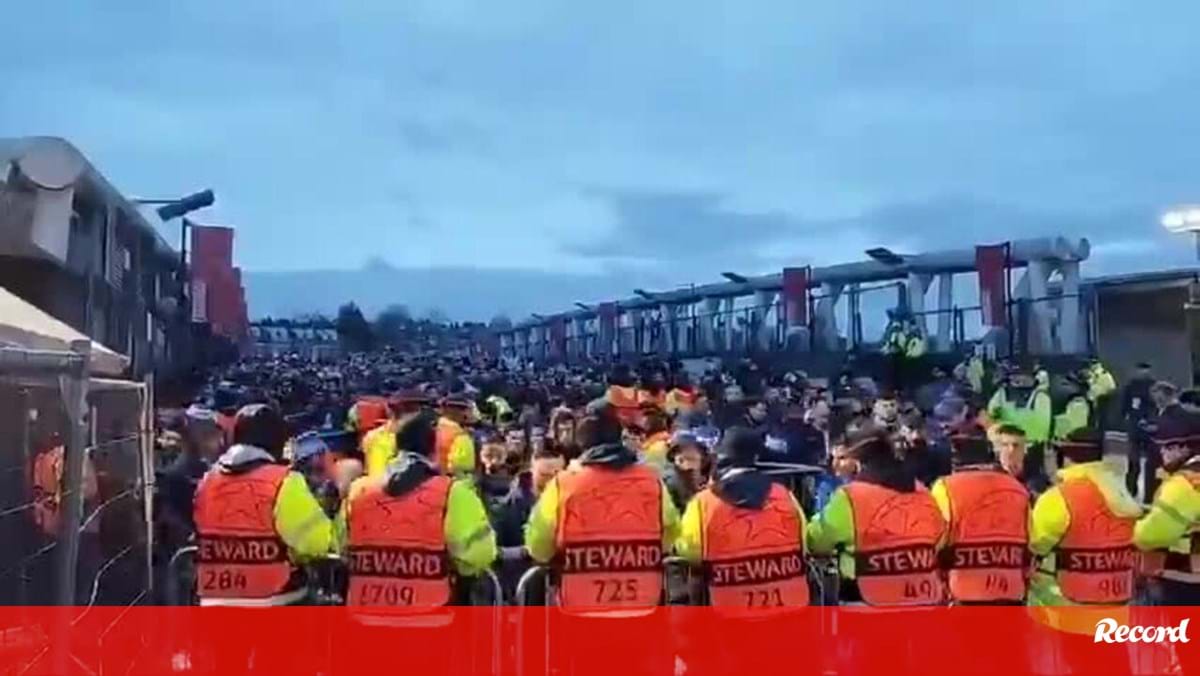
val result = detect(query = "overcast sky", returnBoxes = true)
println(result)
[5,1,1200,298]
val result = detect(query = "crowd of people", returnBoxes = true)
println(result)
[152,346,1200,624]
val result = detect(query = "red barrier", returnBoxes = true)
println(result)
[1,606,1196,675]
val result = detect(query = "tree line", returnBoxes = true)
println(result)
[334,302,513,353]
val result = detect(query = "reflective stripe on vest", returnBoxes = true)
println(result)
[699,483,808,614]
[943,470,1030,602]
[1056,478,1136,605]
[607,386,642,427]
[844,481,947,606]
[554,465,664,613]
[1141,471,1200,582]
[194,464,296,604]
[347,475,453,609]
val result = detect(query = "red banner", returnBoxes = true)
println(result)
[3,606,1198,675]
[976,243,1010,328]
[782,267,810,328]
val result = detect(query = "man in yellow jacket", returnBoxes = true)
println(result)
[1028,429,1141,633]
[525,404,680,589]
[1134,409,1200,605]
[362,390,431,478]
[677,427,807,606]
[336,411,497,582]
[436,395,478,477]
[806,426,947,605]
[194,404,334,606]
[1052,374,1092,444]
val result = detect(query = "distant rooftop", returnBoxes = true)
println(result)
[1083,267,1199,290]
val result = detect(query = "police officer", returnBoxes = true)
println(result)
[1085,359,1117,430]
[930,424,1030,605]
[338,411,496,607]
[987,367,1053,481]
[436,394,478,477]
[1134,409,1200,604]
[193,404,334,606]
[1053,373,1092,447]
[525,403,680,610]
[676,427,808,611]
[806,426,947,606]
[1028,428,1141,632]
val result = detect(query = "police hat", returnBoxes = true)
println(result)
[292,431,330,462]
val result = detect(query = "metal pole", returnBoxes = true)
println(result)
[18,388,32,607]
[56,339,91,606]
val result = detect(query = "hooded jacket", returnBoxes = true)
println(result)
[204,444,334,562]
[675,464,807,566]
[335,451,497,577]
[524,442,680,564]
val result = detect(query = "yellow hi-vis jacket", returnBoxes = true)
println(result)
[524,465,681,564]
[987,386,1053,444]
[335,475,497,577]
[675,485,806,564]
[1028,461,1141,633]
[275,472,336,561]
[1135,466,1200,583]
[362,422,398,478]
[641,432,672,471]
[1053,397,1091,442]
[1087,363,1117,403]
[437,417,477,478]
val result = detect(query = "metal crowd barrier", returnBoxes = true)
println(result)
[166,546,198,607]
[513,556,709,675]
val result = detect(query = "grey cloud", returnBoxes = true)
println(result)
[570,188,805,263]
[572,188,1163,270]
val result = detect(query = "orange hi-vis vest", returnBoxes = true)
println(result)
[637,389,666,411]
[554,464,664,614]
[1056,478,1136,604]
[844,480,947,606]
[435,417,466,473]
[194,464,301,606]
[942,469,1031,603]
[346,475,453,609]
[697,482,808,614]
[607,386,641,428]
